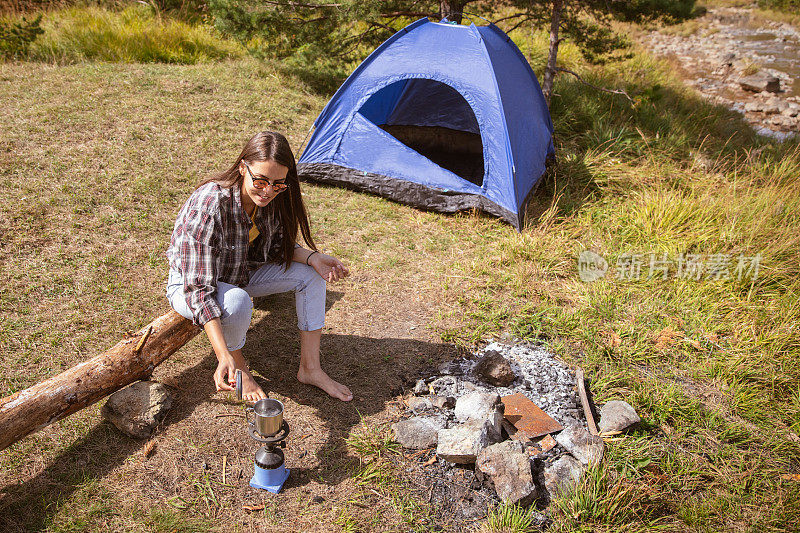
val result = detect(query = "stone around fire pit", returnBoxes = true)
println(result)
[407,396,433,413]
[430,375,459,396]
[598,400,641,434]
[474,350,516,387]
[554,425,605,466]
[544,454,584,497]
[436,419,498,464]
[430,395,456,409]
[476,440,538,505]
[393,416,446,449]
[454,392,503,440]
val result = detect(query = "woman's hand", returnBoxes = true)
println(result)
[213,354,237,392]
[309,252,350,283]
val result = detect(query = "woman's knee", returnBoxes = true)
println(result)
[297,263,326,295]
[219,287,253,324]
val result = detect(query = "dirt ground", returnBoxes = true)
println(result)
[0,269,472,531]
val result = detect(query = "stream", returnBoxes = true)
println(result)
[646,5,800,139]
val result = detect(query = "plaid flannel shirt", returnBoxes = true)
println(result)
[166,182,282,325]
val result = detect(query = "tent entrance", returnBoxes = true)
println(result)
[358,79,485,187]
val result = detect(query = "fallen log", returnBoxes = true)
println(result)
[0,310,199,452]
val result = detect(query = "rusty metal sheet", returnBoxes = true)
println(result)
[501,393,564,440]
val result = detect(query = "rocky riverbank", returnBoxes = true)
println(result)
[645,5,799,140]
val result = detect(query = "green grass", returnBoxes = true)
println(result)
[1,11,800,532]
[344,419,433,531]
[2,5,244,63]
[478,503,542,532]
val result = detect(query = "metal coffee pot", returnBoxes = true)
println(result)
[235,370,291,493]
[248,398,284,437]
[235,369,285,437]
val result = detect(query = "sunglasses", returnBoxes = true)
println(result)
[243,162,288,192]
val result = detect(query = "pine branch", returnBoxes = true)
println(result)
[555,66,633,103]
[491,12,526,25]
[379,11,433,17]
[505,15,533,34]
[260,0,342,8]
[336,21,393,57]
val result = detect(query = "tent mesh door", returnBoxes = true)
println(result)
[359,79,485,186]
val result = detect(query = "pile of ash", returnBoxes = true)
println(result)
[431,341,585,428]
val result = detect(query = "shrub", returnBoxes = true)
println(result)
[0,14,44,59]
[758,0,800,11]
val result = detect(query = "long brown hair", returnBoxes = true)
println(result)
[197,131,315,268]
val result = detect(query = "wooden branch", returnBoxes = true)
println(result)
[492,12,527,25]
[337,25,384,58]
[555,67,634,103]
[505,16,534,34]
[0,310,199,452]
[575,367,600,436]
[379,11,432,17]
[260,0,342,8]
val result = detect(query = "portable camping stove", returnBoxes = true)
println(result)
[247,417,290,493]
[236,371,291,493]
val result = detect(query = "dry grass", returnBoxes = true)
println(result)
[0,58,460,532]
[2,21,800,532]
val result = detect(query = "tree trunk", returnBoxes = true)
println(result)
[0,310,199,452]
[541,0,563,106]
[439,0,468,23]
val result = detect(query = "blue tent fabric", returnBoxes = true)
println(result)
[297,18,555,229]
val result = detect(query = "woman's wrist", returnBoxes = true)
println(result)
[306,250,319,265]
[216,351,235,364]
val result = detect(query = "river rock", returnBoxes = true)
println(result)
[413,379,428,395]
[544,455,585,497]
[719,51,736,66]
[393,416,446,449]
[763,98,783,114]
[740,73,781,93]
[598,400,641,433]
[474,350,516,386]
[476,440,538,505]
[101,381,172,439]
[437,419,495,464]
[770,115,796,129]
[554,425,604,466]
[745,101,764,113]
[461,381,479,393]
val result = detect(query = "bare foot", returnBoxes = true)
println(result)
[240,369,268,403]
[297,367,353,402]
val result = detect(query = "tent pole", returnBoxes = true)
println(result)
[297,124,315,156]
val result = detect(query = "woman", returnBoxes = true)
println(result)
[166,131,352,402]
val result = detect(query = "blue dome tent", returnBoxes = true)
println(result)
[297,18,555,230]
